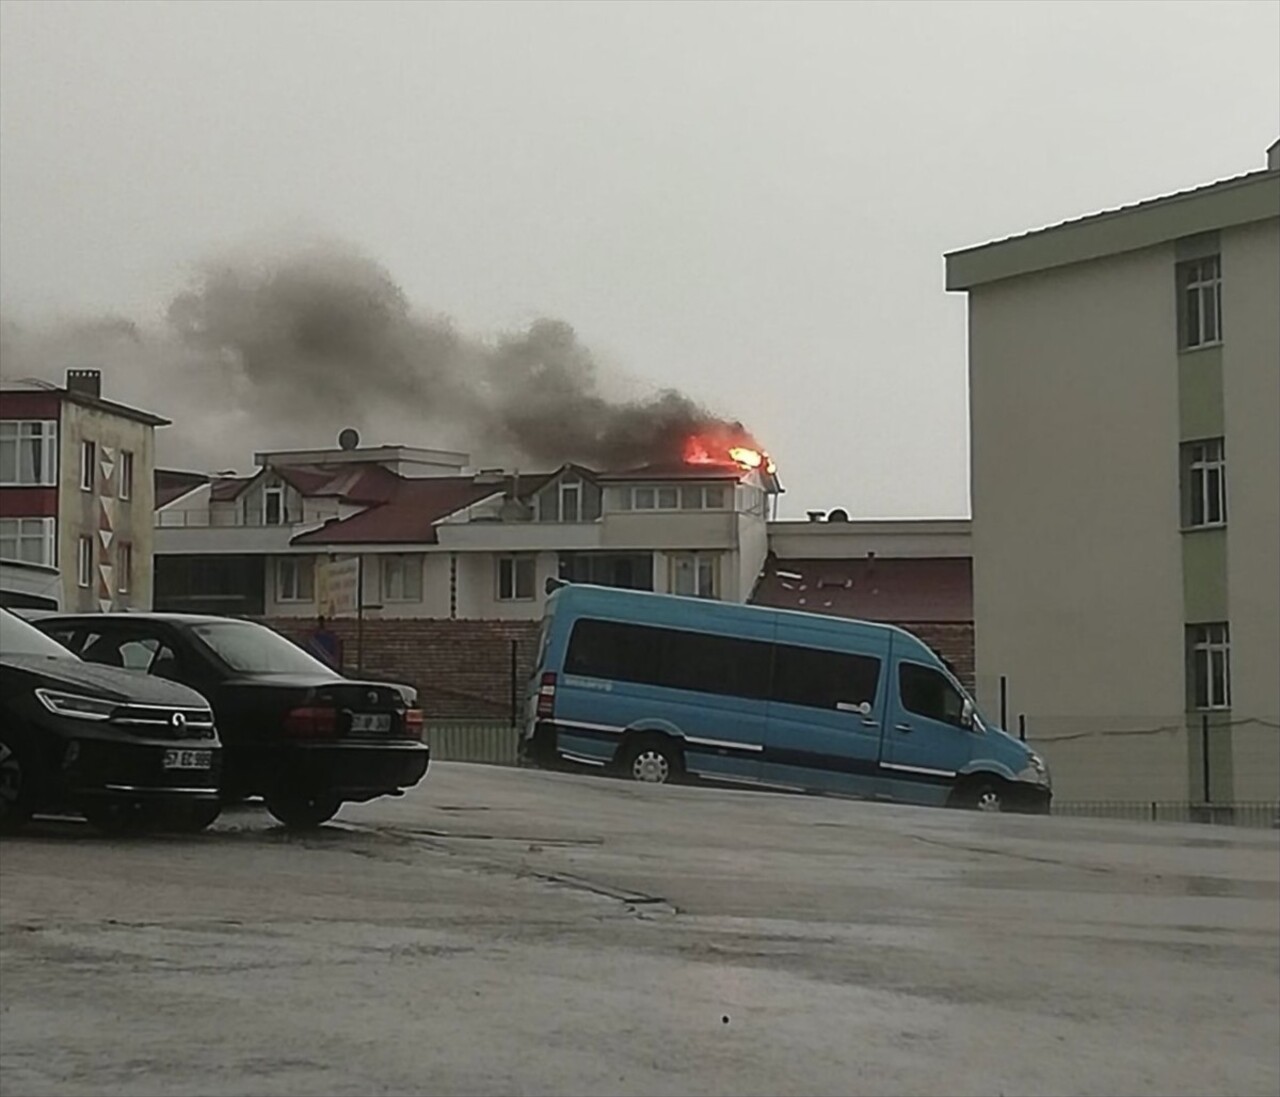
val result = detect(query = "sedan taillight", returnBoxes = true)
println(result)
[405,708,425,740]
[283,705,339,739]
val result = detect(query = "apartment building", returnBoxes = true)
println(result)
[153,441,781,620]
[1,369,166,611]
[946,143,1279,803]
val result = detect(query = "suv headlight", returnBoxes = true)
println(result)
[1017,751,1051,788]
[35,689,118,721]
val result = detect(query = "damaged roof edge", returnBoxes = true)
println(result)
[945,168,1280,291]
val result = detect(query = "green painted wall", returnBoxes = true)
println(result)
[1178,346,1225,439]
[1182,527,1229,621]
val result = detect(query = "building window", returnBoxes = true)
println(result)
[381,554,423,602]
[120,450,134,501]
[80,440,96,492]
[276,557,314,603]
[0,517,56,566]
[263,486,286,525]
[670,552,718,599]
[560,480,581,522]
[1178,256,1222,349]
[118,542,132,593]
[1188,623,1231,710]
[497,555,536,601]
[0,420,58,486]
[1182,438,1226,528]
[628,484,728,511]
[77,536,93,588]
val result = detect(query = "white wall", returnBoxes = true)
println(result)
[1223,218,1280,801]
[767,520,972,560]
[967,244,1190,801]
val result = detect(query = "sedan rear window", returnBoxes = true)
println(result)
[190,620,333,675]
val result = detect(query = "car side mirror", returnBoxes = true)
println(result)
[960,698,975,729]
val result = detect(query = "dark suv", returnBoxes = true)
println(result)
[37,613,429,828]
[1,608,222,834]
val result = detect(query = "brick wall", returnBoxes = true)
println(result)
[263,617,540,720]
[261,616,975,721]
[908,622,976,689]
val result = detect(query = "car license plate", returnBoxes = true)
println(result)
[350,713,391,734]
[163,749,212,770]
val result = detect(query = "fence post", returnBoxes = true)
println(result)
[999,675,1008,731]
[1201,712,1211,804]
[1017,713,1026,742]
[509,639,519,731]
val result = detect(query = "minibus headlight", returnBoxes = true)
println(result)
[1017,751,1051,788]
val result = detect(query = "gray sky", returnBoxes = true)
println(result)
[1,0,1277,517]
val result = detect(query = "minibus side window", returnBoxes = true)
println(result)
[772,645,880,711]
[564,618,771,700]
[899,663,966,726]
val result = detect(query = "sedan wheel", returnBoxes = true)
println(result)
[265,790,342,829]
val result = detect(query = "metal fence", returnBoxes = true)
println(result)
[1051,801,1280,829]
[426,721,521,767]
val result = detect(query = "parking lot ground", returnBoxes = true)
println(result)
[2,762,1278,1097]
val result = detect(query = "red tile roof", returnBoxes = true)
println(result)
[751,556,972,623]
[597,462,744,482]
[291,476,507,545]
[210,476,255,501]
[154,469,209,508]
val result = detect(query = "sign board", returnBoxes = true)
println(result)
[316,556,360,617]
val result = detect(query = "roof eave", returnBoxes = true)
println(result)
[946,169,1280,291]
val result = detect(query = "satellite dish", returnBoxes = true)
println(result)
[827,508,850,523]
[338,428,360,451]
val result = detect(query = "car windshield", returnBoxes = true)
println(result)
[0,608,76,660]
[190,620,334,675]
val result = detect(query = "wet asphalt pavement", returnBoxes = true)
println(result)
[1,763,1277,1096]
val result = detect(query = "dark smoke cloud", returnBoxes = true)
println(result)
[1,242,758,473]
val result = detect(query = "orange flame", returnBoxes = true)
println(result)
[683,433,775,476]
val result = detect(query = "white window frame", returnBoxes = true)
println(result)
[80,439,96,492]
[0,420,58,486]
[381,554,423,603]
[1185,438,1227,528]
[1180,256,1223,349]
[0,517,56,566]
[560,480,582,523]
[263,485,286,526]
[276,556,314,603]
[629,484,729,511]
[669,552,719,599]
[77,536,94,588]
[119,450,134,501]
[497,554,536,602]
[1189,623,1231,710]
[118,541,132,593]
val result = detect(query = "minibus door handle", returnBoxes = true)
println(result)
[895,723,913,733]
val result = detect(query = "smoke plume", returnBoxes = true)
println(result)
[1,242,761,474]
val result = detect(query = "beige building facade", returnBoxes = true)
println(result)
[947,151,1279,804]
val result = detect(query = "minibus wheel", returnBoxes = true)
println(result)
[951,776,1007,813]
[619,735,683,785]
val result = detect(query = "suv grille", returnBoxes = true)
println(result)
[111,704,217,740]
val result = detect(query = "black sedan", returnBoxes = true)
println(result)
[0,608,222,835]
[36,613,429,828]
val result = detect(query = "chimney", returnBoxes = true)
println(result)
[65,368,102,399]
[1268,138,1280,172]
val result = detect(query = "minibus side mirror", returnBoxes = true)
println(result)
[960,698,975,729]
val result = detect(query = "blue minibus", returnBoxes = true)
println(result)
[521,583,1051,813]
